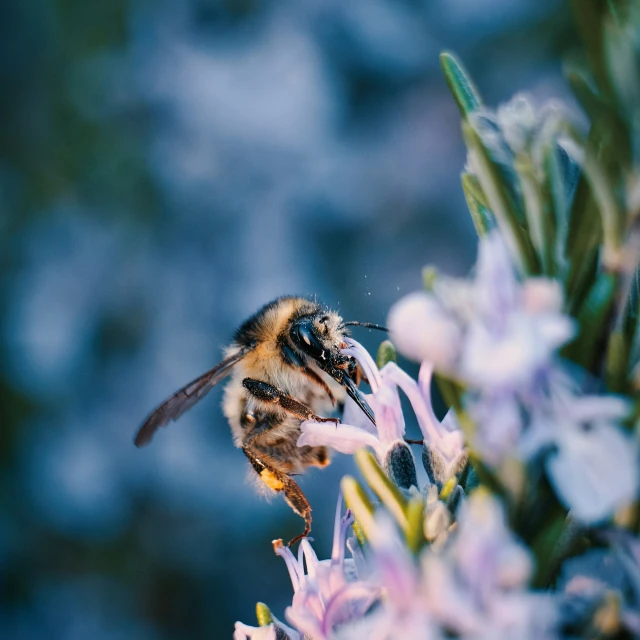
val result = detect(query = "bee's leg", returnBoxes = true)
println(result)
[242,445,312,546]
[282,480,313,547]
[242,378,339,424]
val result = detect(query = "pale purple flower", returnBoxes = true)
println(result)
[388,232,575,392]
[298,338,397,460]
[388,231,581,473]
[468,365,638,522]
[336,492,556,640]
[386,292,462,371]
[275,497,380,640]
[348,514,440,640]
[520,374,638,524]
[421,491,557,639]
[298,339,465,486]
[471,95,572,159]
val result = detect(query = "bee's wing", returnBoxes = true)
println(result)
[134,346,252,447]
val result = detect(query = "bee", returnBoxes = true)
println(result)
[134,296,385,545]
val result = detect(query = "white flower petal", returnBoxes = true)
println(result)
[342,337,382,392]
[298,421,383,458]
[388,291,462,368]
[371,382,405,446]
[381,362,455,451]
[562,394,631,424]
[233,623,278,640]
[285,603,325,640]
[368,514,418,609]
[474,232,519,325]
[461,320,544,390]
[341,395,377,434]
[454,491,533,593]
[547,422,639,523]
[421,554,482,634]
[534,314,576,350]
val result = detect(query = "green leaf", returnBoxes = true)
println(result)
[581,144,625,266]
[405,496,426,554]
[461,172,494,237]
[606,330,629,393]
[440,52,483,117]
[515,154,556,275]
[434,374,464,414]
[563,168,601,310]
[569,0,614,99]
[604,8,640,122]
[352,520,366,546]
[376,340,397,369]
[564,145,600,253]
[559,111,627,270]
[463,121,539,275]
[461,171,489,208]
[531,507,570,588]
[422,265,438,291]
[515,460,571,588]
[565,62,607,124]
[256,602,274,627]
[354,450,408,531]
[341,475,376,540]
[565,248,600,317]
[563,272,619,372]
[625,275,640,369]
[468,453,509,499]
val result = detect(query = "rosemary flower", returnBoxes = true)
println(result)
[298,338,465,488]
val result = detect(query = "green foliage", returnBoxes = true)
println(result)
[439,52,483,117]
[439,2,640,394]
[341,475,376,540]
[461,172,494,237]
[461,121,540,276]
[376,340,397,369]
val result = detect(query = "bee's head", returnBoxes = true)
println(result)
[289,310,375,425]
[289,311,345,363]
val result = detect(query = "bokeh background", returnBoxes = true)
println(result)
[1,0,578,637]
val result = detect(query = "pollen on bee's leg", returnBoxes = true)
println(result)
[314,448,331,468]
[260,469,285,492]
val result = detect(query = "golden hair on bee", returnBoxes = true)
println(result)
[134,295,386,546]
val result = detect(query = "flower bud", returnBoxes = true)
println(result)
[384,441,418,490]
[422,444,468,489]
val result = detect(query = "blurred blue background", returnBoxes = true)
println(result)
[0,0,576,637]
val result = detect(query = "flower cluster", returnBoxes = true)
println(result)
[298,340,465,491]
[236,9,640,637]
[388,232,637,524]
[236,490,558,640]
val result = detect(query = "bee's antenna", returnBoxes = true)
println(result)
[340,321,388,331]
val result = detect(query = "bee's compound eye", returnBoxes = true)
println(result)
[292,321,326,359]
